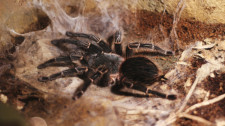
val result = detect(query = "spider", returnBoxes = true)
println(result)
[37,31,177,100]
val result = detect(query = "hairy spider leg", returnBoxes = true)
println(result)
[66,32,112,53]
[51,39,103,54]
[114,31,123,56]
[126,42,174,58]
[37,54,83,69]
[38,67,88,82]
[72,66,108,100]
[111,80,150,98]
[121,79,176,100]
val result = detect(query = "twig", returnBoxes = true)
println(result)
[177,77,199,113]
[185,93,225,113]
[178,113,214,126]
[169,0,186,52]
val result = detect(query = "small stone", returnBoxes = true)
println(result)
[16,100,25,110]
[0,94,8,103]
[30,117,47,126]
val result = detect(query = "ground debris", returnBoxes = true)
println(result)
[164,38,225,126]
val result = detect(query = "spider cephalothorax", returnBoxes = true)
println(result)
[37,31,176,100]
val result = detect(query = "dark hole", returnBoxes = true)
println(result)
[9,46,16,53]
[15,36,25,45]
[36,13,51,30]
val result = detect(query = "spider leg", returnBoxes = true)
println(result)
[111,83,149,98]
[51,39,103,54]
[72,77,92,100]
[126,42,173,58]
[38,67,87,82]
[37,54,83,69]
[72,65,108,100]
[114,31,123,56]
[119,79,176,100]
[66,32,112,53]
[130,84,176,100]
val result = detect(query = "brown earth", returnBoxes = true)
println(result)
[175,73,225,126]
[123,10,225,50]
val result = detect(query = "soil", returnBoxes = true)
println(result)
[175,73,225,126]
[0,9,225,126]
[123,10,225,51]
[195,73,225,121]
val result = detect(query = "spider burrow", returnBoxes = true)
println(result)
[37,31,177,100]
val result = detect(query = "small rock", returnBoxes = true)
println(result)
[30,117,48,126]
[16,100,25,110]
[0,94,8,103]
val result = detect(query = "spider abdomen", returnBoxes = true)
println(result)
[119,57,160,84]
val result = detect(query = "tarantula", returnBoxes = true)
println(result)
[37,31,177,100]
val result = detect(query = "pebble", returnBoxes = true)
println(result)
[30,117,47,126]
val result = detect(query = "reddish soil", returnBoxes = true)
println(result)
[123,10,225,50]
